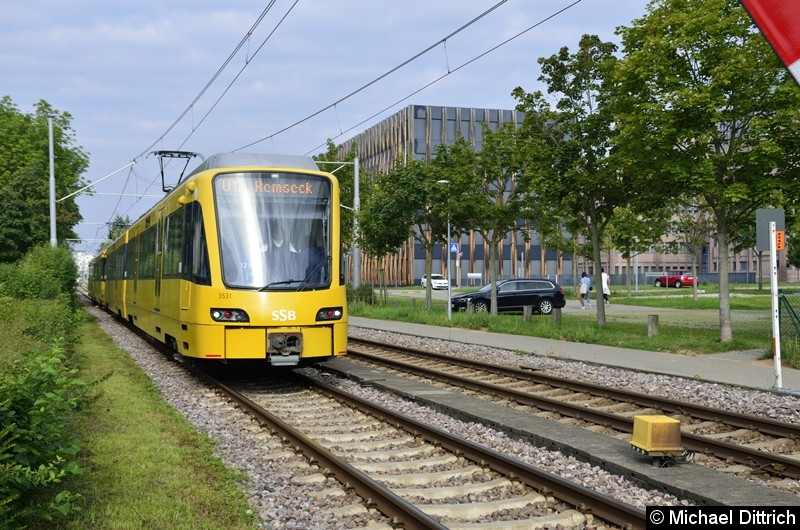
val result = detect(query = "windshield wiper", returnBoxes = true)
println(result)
[258,279,299,291]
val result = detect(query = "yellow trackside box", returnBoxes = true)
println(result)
[630,415,683,454]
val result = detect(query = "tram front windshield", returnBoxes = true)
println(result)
[214,171,332,290]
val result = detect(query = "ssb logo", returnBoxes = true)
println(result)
[271,309,297,321]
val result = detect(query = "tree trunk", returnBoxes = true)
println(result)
[626,255,633,298]
[717,229,733,342]
[591,220,606,326]
[489,232,499,316]
[379,266,388,303]
[572,235,580,299]
[424,247,433,311]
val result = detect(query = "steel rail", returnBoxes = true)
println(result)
[349,337,799,439]
[305,375,647,530]
[189,366,449,530]
[348,338,800,439]
[347,339,800,478]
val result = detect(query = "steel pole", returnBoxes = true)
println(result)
[447,217,451,320]
[48,117,57,247]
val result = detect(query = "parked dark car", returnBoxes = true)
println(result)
[450,278,566,315]
[654,271,697,288]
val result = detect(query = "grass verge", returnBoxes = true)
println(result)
[47,316,259,530]
[350,296,779,358]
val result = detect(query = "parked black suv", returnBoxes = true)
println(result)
[450,278,566,315]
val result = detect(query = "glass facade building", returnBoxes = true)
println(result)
[340,104,787,290]
[339,104,569,288]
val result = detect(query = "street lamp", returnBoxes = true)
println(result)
[48,116,56,247]
[436,179,452,320]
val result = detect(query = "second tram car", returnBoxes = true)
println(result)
[88,153,347,366]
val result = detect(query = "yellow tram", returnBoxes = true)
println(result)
[88,153,347,366]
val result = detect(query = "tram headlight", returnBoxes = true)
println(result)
[315,307,343,321]
[210,308,250,322]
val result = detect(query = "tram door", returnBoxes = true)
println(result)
[154,208,164,311]
[180,203,194,312]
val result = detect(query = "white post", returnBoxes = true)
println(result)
[770,221,783,389]
[456,251,461,288]
[352,157,361,288]
[436,179,452,320]
[48,116,57,247]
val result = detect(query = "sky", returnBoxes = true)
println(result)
[2,0,651,256]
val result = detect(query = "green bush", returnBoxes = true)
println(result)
[21,295,82,352]
[0,297,42,373]
[347,283,376,303]
[0,245,86,529]
[0,263,15,286]
[0,245,77,302]
[0,343,87,527]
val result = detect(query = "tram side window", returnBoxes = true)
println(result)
[107,246,126,280]
[107,249,117,280]
[139,226,156,279]
[126,236,138,280]
[110,243,127,280]
[117,250,123,279]
[182,202,211,285]
[97,258,107,281]
[163,209,184,278]
[121,243,128,279]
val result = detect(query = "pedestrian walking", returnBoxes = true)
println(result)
[601,268,611,304]
[579,272,592,308]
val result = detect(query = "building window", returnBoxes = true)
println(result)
[431,114,443,146]
[460,118,470,139]
[414,115,427,156]
[446,108,456,144]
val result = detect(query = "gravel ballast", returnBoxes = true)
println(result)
[88,305,800,528]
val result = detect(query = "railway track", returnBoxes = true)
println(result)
[345,337,800,493]
[194,366,647,529]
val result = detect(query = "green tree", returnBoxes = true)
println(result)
[515,34,628,325]
[0,97,89,263]
[606,206,671,297]
[787,213,800,272]
[442,125,532,316]
[365,158,450,310]
[314,140,358,250]
[614,0,800,341]
[107,215,132,244]
[356,166,417,303]
[666,199,716,301]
